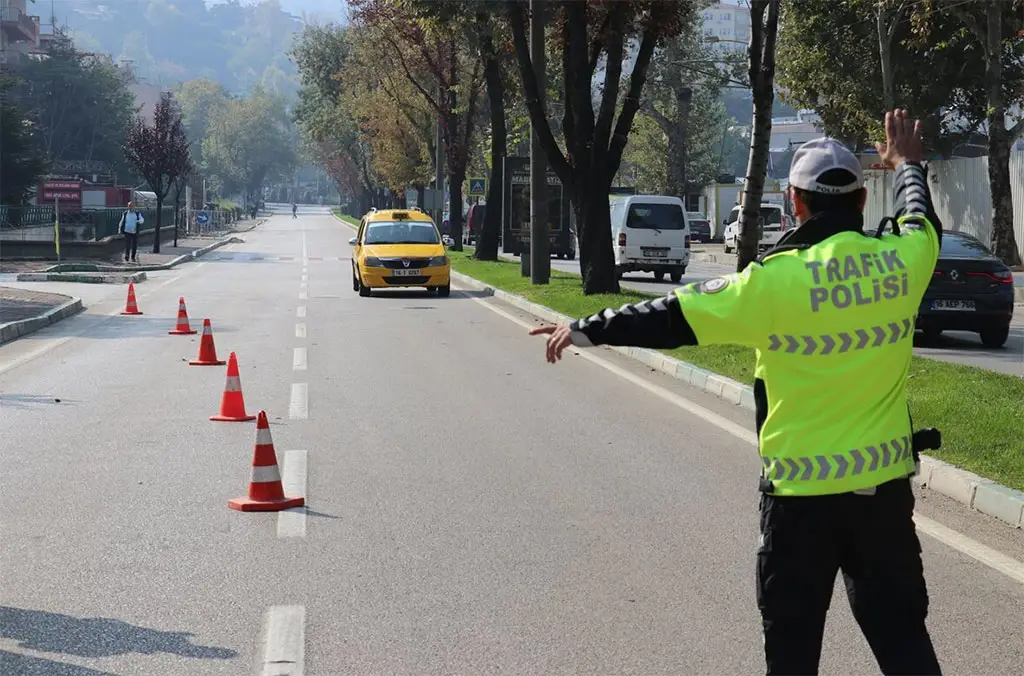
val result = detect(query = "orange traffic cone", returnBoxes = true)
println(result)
[168,297,197,335]
[189,319,226,366]
[210,352,256,422]
[228,411,304,512]
[120,282,143,315]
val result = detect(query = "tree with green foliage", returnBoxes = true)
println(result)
[12,30,135,176]
[292,23,383,214]
[175,79,230,169]
[351,0,487,252]
[938,0,1023,267]
[202,86,298,206]
[0,74,48,211]
[505,0,696,294]
[627,10,743,201]
[123,92,193,253]
[776,0,1023,266]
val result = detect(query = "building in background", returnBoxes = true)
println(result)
[701,2,750,54]
[0,0,41,65]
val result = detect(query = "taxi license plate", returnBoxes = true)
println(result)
[932,299,975,311]
[642,248,668,257]
[391,268,421,277]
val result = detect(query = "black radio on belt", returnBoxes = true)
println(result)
[910,427,942,462]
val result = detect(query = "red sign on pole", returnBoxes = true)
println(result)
[41,180,82,202]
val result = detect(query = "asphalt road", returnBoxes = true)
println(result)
[1,208,1022,675]
[506,247,1023,377]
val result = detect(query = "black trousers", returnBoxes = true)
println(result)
[756,478,941,675]
[124,232,138,260]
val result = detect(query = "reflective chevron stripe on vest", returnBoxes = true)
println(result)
[766,316,915,355]
[761,434,913,483]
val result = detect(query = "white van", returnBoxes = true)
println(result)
[609,195,691,283]
[722,203,793,254]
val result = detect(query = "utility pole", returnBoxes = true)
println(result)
[528,0,549,283]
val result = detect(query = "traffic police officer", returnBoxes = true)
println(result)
[531,110,943,675]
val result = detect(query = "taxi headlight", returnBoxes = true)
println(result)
[427,255,448,267]
[363,256,385,267]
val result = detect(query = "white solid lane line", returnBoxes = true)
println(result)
[277,450,308,538]
[289,383,308,420]
[260,605,305,676]
[913,514,1024,585]
[293,347,307,371]
[295,323,306,339]
[461,288,1024,586]
[296,306,306,318]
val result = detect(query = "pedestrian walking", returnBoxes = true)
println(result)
[529,109,943,676]
[118,202,145,263]
[292,202,298,219]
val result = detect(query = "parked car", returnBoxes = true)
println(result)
[917,230,1015,347]
[686,212,712,242]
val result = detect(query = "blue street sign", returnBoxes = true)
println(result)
[468,177,487,196]
[196,211,210,225]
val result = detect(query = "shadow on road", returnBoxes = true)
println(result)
[0,607,237,661]
[0,650,119,676]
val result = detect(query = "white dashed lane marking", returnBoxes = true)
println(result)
[293,347,307,371]
[277,450,308,539]
[295,323,306,338]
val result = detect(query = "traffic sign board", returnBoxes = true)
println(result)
[196,211,210,225]
[468,177,487,196]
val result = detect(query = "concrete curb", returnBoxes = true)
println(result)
[449,268,1024,529]
[0,296,84,345]
[35,232,246,276]
[16,271,148,284]
[1014,286,1023,303]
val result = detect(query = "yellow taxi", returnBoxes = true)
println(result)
[349,208,452,297]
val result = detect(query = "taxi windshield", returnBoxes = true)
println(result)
[364,221,440,245]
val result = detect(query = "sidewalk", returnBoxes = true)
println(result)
[0,236,239,274]
[0,287,83,344]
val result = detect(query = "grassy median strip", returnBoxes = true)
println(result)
[334,211,1024,490]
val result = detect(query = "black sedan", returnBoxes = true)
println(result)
[687,213,712,243]
[917,230,1015,347]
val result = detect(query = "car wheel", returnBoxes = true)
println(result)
[352,273,359,292]
[567,250,576,260]
[437,283,451,298]
[921,327,942,341]
[654,271,665,282]
[358,278,371,297]
[980,325,1010,348]
[724,243,734,254]
[670,269,684,284]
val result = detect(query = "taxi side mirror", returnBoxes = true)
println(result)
[348,237,357,246]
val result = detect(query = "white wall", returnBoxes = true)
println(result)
[863,151,1024,260]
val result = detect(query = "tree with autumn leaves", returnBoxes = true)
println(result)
[122,91,193,254]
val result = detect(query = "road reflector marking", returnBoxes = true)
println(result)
[277,451,308,539]
[289,383,308,420]
[260,605,305,675]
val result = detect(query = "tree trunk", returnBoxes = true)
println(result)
[981,3,1021,267]
[737,0,781,273]
[877,2,896,110]
[173,193,180,248]
[152,195,163,254]
[449,165,466,251]
[665,88,693,200]
[576,181,619,295]
[475,26,504,262]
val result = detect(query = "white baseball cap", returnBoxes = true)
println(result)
[788,138,864,195]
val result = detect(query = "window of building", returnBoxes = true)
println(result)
[722,12,731,20]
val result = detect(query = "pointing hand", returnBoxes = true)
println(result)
[529,324,574,363]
